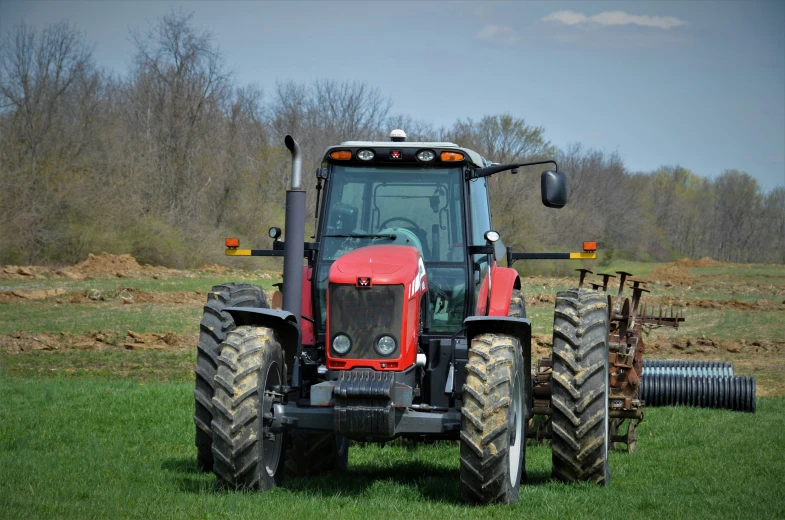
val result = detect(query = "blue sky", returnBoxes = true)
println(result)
[2,0,783,191]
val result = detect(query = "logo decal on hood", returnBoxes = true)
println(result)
[409,257,427,298]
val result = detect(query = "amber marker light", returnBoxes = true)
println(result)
[440,151,465,161]
[583,241,597,252]
[330,150,352,160]
[225,238,239,248]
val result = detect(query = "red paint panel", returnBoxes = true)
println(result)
[475,265,490,316]
[300,266,315,345]
[487,267,520,316]
[475,262,520,316]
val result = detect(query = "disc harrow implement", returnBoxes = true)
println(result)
[528,268,756,455]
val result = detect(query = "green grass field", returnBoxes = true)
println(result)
[1,258,784,518]
[1,377,783,520]
[0,303,203,335]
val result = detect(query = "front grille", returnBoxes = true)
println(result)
[329,283,404,359]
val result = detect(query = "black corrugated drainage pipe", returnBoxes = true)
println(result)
[640,373,756,413]
[642,359,734,378]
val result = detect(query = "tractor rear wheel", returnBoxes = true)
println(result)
[211,326,285,490]
[509,288,527,318]
[194,283,268,472]
[460,333,526,504]
[550,288,610,485]
[286,434,349,476]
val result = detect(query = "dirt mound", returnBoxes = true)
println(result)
[67,288,205,305]
[0,287,206,304]
[692,257,719,267]
[0,288,68,302]
[0,253,185,281]
[66,253,183,279]
[648,259,694,285]
[0,330,195,353]
[0,265,56,280]
[647,335,783,355]
[645,295,785,312]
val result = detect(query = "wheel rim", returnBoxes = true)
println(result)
[262,361,282,478]
[509,371,523,487]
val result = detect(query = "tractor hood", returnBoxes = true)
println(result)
[326,244,427,372]
[329,245,425,292]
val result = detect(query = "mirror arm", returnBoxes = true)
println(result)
[471,160,558,179]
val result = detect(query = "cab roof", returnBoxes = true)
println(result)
[323,141,488,168]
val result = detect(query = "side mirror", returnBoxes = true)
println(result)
[541,170,567,208]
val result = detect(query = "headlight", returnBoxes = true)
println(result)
[416,149,435,162]
[357,149,375,161]
[332,334,352,355]
[375,334,396,356]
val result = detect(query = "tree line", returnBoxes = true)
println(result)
[1,12,783,269]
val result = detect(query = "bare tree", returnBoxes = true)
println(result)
[0,21,100,263]
[713,170,762,262]
[762,187,785,263]
[126,8,232,218]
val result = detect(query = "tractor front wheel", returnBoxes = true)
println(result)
[211,326,285,490]
[460,333,526,504]
[194,283,268,472]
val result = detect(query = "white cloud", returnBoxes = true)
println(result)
[542,10,687,30]
[476,24,512,41]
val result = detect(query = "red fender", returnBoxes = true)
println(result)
[475,263,521,316]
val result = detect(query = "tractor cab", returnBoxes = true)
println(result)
[314,138,488,336]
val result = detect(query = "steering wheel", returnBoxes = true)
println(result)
[380,216,422,230]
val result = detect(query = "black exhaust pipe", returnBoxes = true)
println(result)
[283,135,305,326]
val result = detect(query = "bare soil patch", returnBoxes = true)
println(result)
[527,333,783,357]
[527,293,785,311]
[631,295,783,311]
[647,258,702,285]
[0,288,206,304]
[0,330,196,353]
[0,253,186,280]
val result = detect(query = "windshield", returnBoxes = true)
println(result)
[316,166,468,332]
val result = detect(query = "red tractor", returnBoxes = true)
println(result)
[194,131,609,503]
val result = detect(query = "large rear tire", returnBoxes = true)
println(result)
[211,326,285,490]
[194,283,268,472]
[509,288,527,318]
[460,333,526,504]
[286,434,349,476]
[551,288,610,485]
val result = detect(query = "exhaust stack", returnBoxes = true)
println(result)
[283,135,305,325]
